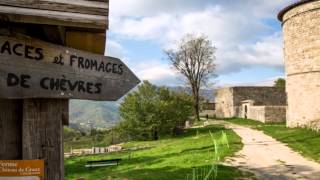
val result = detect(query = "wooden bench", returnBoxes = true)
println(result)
[85,159,122,168]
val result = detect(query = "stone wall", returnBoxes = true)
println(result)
[240,101,286,123]
[200,110,215,117]
[232,87,286,106]
[215,87,286,118]
[248,106,266,123]
[215,88,234,118]
[247,106,286,123]
[265,106,287,123]
[201,102,215,110]
[280,1,320,129]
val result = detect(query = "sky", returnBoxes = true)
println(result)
[105,0,295,88]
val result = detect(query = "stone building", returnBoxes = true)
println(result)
[279,0,320,129]
[215,87,286,122]
[200,101,215,117]
[241,100,286,123]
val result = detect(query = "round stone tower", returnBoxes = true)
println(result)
[279,0,320,129]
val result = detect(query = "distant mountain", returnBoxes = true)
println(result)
[69,100,121,131]
[69,86,215,130]
[167,86,215,102]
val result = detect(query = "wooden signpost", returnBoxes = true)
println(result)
[0,0,140,179]
[0,0,108,29]
[0,35,140,101]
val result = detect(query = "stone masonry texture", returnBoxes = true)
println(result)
[280,0,320,129]
[215,87,286,118]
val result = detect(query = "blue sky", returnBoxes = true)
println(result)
[106,0,295,87]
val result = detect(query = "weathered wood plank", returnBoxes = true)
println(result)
[0,0,109,16]
[66,31,106,55]
[85,0,107,2]
[0,62,134,100]
[0,35,140,100]
[0,99,22,160]
[61,100,69,125]
[41,25,66,45]
[0,5,108,29]
[22,99,64,180]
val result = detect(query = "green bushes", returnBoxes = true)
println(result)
[64,127,83,141]
[117,81,193,141]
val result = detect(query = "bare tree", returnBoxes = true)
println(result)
[165,34,217,121]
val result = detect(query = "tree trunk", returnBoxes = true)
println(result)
[193,89,200,121]
[194,100,200,121]
[152,127,159,140]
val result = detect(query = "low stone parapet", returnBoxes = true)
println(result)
[241,100,286,123]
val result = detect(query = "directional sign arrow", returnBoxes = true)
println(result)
[0,35,140,101]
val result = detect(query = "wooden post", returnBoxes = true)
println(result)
[0,99,22,159]
[22,99,66,180]
[0,2,139,180]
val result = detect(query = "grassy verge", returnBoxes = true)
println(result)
[221,118,320,162]
[64,127,117,152]
[65,125,255,180]
[217,118,266,126]
[64,136,110,152]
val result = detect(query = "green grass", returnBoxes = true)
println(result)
[222,118,320,163]
[258,125,320,162]
[64,136,110,152]
[64,127,116,152]
[192,119,206,127]
[217,118,265,126]
[65,125,255,180]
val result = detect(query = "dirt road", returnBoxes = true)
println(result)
[212,121,320,180]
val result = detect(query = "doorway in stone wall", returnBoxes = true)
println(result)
[244,105,248,119]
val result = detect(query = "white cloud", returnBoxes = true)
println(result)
[216,32,284,74]
[111,14,173,41]
[110,0,293,19]
[105,39,180,85]
[105,39,133,66]
[217,75,284,87]
[105,40,125,58]
[110,0,210,18]
[104,40,190,86]
[108,0,294,85]
[111,6,267,46]
[131,61,182,86]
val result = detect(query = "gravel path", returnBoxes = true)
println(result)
[212,121,320,180]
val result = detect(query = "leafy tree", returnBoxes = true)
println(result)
[118,81,193,141]
[64,127,81,141]
[165,34,217,121]
[157,87,193,135]
[274,78,285,88]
